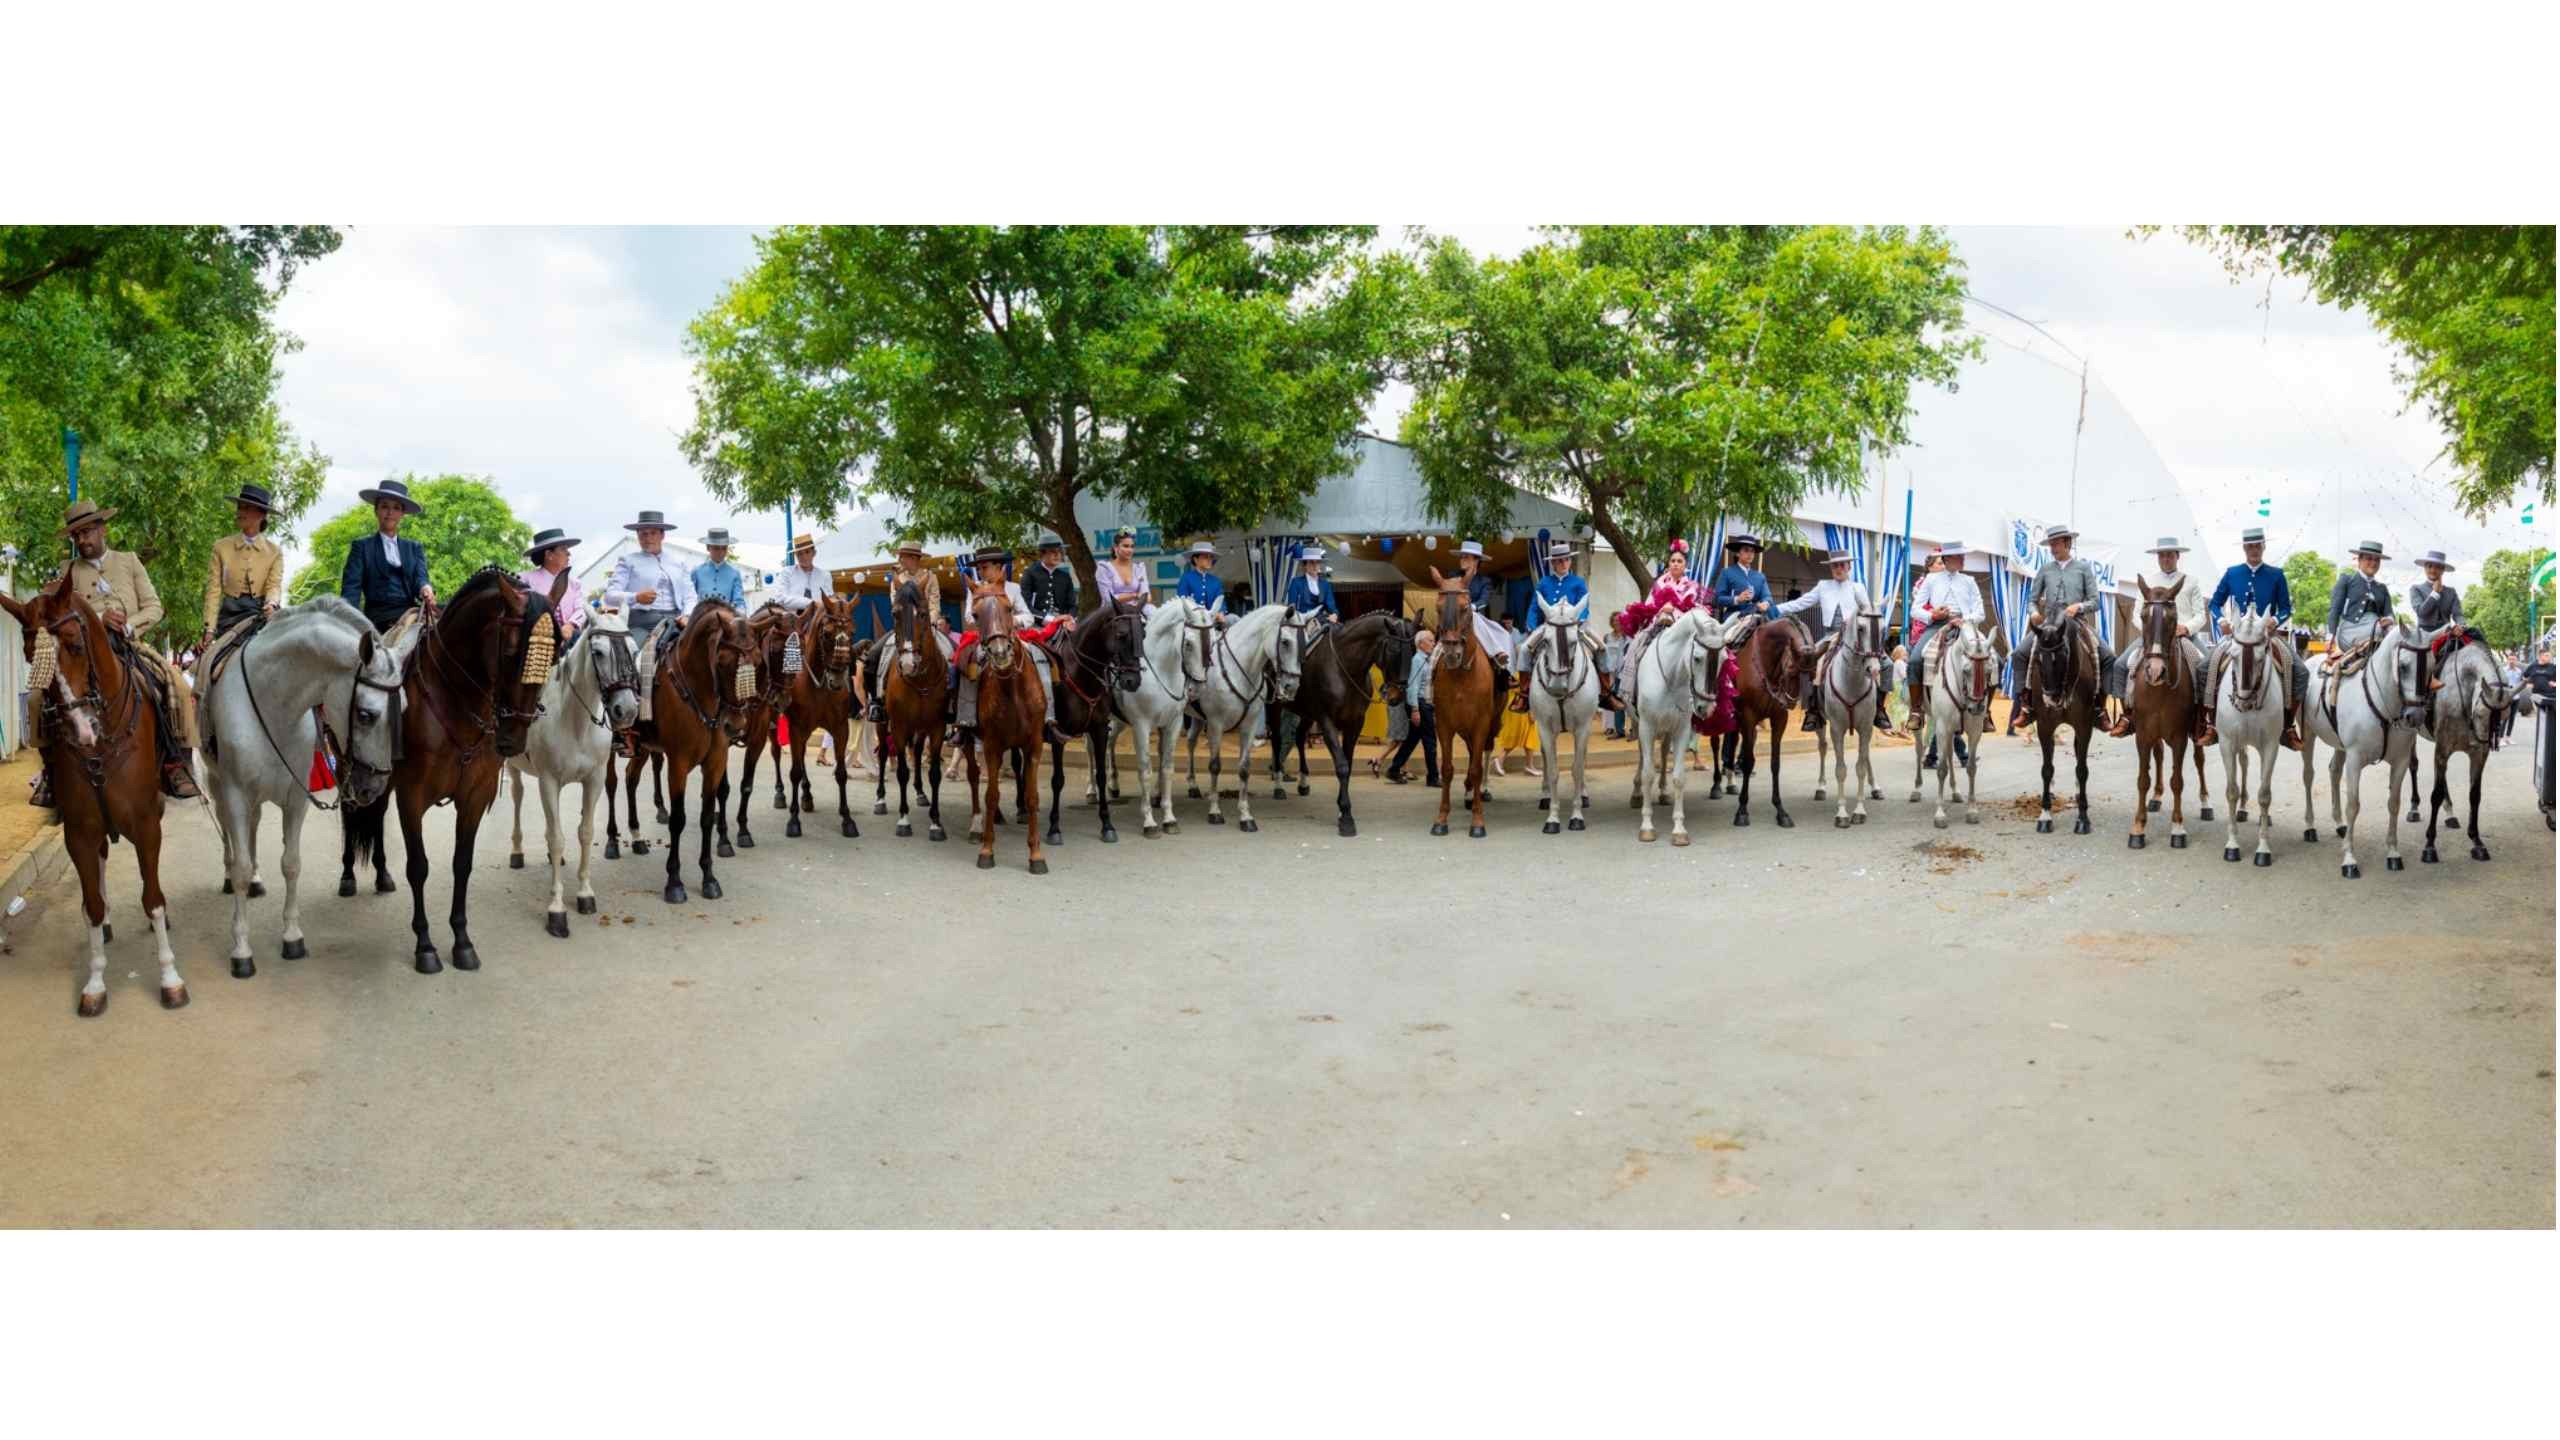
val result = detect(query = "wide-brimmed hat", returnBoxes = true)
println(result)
[623,509,672,533]
[790,533,818,553]
[895,539,924,557]
[1037,534,1065,552]
[357,478,424,515]
[1456,539,1486,559]
[2149,536,2185,554]
[2350,539,2389,560]
[1935,541,1968,560]
[59,497,117,535]
[2416,548,2453,570]
[2239,527,2268,546]
[970,544,1010,567]
[1299,547,1326,564]
[1546,541,1574,560]
[700,527,734,548]
[525,527,580,561]
[1728,533,1763,552]
[1187,540,1217,559]
[1826,549,1855,566]
[232,483,275,513]
[2042,524,2077,544]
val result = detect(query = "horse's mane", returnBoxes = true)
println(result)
[687,596,736,623]
[287,594,369,631]
[446,564,515,611]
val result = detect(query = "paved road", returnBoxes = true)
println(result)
[2,728,2549,1227]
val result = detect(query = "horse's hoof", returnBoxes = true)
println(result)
[604,840,621,860]
[451,944,480,972]
[896,823,913,837]
[161,984,189,1010]
[772,794,787,811]
[632,840,651,856]
[1852,811,1868,825]
[2446,816,2462,831]
[1101,828,1119,844]
[377,873,400,894]
[654,807,669,825]
[664,884,687,904]
[2405,810,2420,825]
[2384,855,2405,872]
[1431,823,1450,836]
[1029,859,1050,875]
[1670,831,1690,847]
[1243,819,1262,833]
[873,802,888,815]
[2236,808,2250,822]
[1538,797,1551,812]
[1628,794,1642,810]
[232,956,256,979]
[1188,786,1202,799]
[1543,821,1561,835]
[842,819,859,838]
[2224,846,2241,862]
[1966,813,1980,825]
[2036,819,2054,833]
[738,832,755,849]
[2470,845,2492,862]
[2336,825,2347,837]
[2303,828,2319,843]
[1835,816,1850,830]
[1567,812,1588,832]
[1870,789,1884,802]
[1774,813,1795,829]
[2169,833,2188,849]
[928,827,946,842]
[509,853,525,869]
[2127,834,2146,850]
[1732,814,1750,828]
[1639,827,1656,843]
[976,853,995,869]
[1337,817,1356,838]
[1933,815,1950,830]
[1272,787,1285,800]
[281,937,308,961]
[784,821,801,839]
[1161,821,1180,836]
[415,949,442,974]
[2072,819,2091,835]
[1142,826,1160,840]
[337,874,356,897]
[222,877,235,895]
[701,878,722,900]
[2199,807,2216,822]
[546,912,571,939]
[2147,798,2161,813]
[575,895,597,915]
[2252,851,2272,868]
[1208,813,1224,825]
[1469,825,1487,838]
[1297,783,1310,796]
[2340,863,2361,879]
[1813,788,1827,801]
[77,991,106,1018]
[717,840,736,858]
[2421,847,2439,864]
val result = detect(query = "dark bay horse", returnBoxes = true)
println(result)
[773,595,862,841]
[728,603,801,849]
[1726,618,1812,828]
[2025,612,2102,835]
[959,577,1049,873]
[1428,569,1500,838]
[3,572,187,1015]
[1038,597,1141,846]
[341,566,565,973]
[1265,610,1415,837]
[2125,576,2201,850]
[879,578,953,840]
[645,600,758,903]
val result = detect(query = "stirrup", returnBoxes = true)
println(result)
[163,761,201,799]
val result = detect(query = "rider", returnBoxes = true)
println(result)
[1709,532,1774,634]
[2408,547,2474,724]
[865,539,948,724]
[518,528,588,638]
[1532,540,1622,712]
[338,477,435,635]
[32,498,201,802]
[603,509,698,723]
[1451,540,1517,705]
[2104,536,2209,742]
[2004,525,2100,739]
[2322,539,2403,715]
[1616,538,1708,690]
[1285,548,1338,621]
[1093,528,1154,614]
[1908,541,1990,764]
[202,482,285,646]
[949,544,1063,743]
[692,527,747,610]
[2206,525,2303,749]
[1779,548,1897,737]
[1175,540,1230,623]
[1022,534,1080,630]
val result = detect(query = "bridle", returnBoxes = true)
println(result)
[27,607,144,822]
[237,621,402,810]
[1532,613,1587,698]
[1646,610,1725,716]
[807,602,855,692]
[663,608,757,735]
[411,574,556,764]
[1825,610,1882,718]
[1933,622,1994,716]
[1269,612,1308,701]
[567,624,641,728]
[2033,617,2082,705]
[973,590,1022,677]
[2225,614,2275,712]
[2137,584,2187,691]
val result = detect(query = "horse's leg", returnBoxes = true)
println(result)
[2337,748,2365,876]
[508,767,527,868]
[130,811,184,1010]
[711,756,736,858]
[1234,714,1260,832]
[1538,711,1558,827]
[2297,729,2319,842]
[652,752,667,825]
[698,761,726,900]
[339,798,360,895]
[2072,721,2093,835]
[735,720,761,846]
[1732,724,1755,827]
[1963,712,1984,824]
[603,752,623,859]
[925,732,947,842]
[1206,716,1226,824]
[541,772,571,938]
[400,790,439,972]
[1325,719,1355,838]
[786,722,807,839]
[835,718,858,839]
[2037,728,2057,833]
[2466,742,2491,860]
[624,752,651,855]
[278,802,309,962]
[446,790,488,972]
[221,786,258,977]
[2129,739,2151,846]
[1432,712,1456,836]
[1768,714,1793,828]
[2422,739,2448,862]
[1046,737,1067,844]
[663,755,692,903]
[1463,712,1487,838]
[66,829,111,1016]
[1022,743,1047,874]
[2167,735,2189,849]
[1185,722,1202,800]
[2327,745,2346,838]
[2380,739,2408,871]
[975,742,1000,869]
[2223,731,2246,861]
[1669,717,1692,846]
[1571,715,1590,830]
[2250,736,2275,863]
[873,715,891,815]
[2193,737,2215,822]
[1635,718,1657,841]
[574,768,600,916]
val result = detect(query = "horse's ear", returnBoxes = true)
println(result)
[358,630,376,668]
[1427,566,1446,586]
[0,593,24,626]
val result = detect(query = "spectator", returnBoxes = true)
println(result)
[1600,630,1629,739]
[1385,629,1439,785]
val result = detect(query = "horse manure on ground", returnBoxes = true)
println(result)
[1915,839,1986,875]
[2000,792,2049,820]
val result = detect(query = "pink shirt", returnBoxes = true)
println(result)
[518,567,587,632]
[1648,574,1706,612]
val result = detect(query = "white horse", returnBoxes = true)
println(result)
[2212,602,2287,867]
[2300,619,2424,878]
[1183,602,1303,833]
[1629,608,1738,845]
[195,597,404,978]
[1907,616,1998,828]
[2415,634,2524,865]
[507,610,643,937]
[1120,598,1197,839]
[1521,594,1600,834]
[1812,610,1889,829]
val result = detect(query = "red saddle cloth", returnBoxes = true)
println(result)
[1693,654,1742,737]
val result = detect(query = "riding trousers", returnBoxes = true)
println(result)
[1907,620,2006,692]
[627,608,682,721]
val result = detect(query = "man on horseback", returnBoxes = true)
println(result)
[27,498,202,804]
[1451,540,1519,709]
[1285,547,1338,622]
[692,527,748,610]
[1908,541,1991,765]
[951,545,1068,745]
[1532,540,1621,713]
[1779,548,1898,737]
[1176,540,1229,620]
[1023,534,1080,628]
[2004,525,2100,739]
[2205,525,2305,749]
[1709,533,1774,632]
[604,508,701,750]
[864,539,950,726]
[2105,536,2208,742]
[2407,548,2476,728]
[338,478,436,635]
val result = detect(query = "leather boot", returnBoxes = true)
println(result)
[30,768,54,810]
[2104,700,2135,739]
[2280,706,2304,751]
[164,749,202,800]
[1597,671,1624,713]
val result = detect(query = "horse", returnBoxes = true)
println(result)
[2123,576,2201,851]
[1425,569,1501,838]
[1258,610,1416,839]
[1036,599,1141,846]
[2023,612,2102,836]
[727,604,799,846]
[1724,617,1813,828]
[2416,631,2520,866]
[755,596,861,843]
[1184,601,1302,833]
[2300,619,2423,877]
[339,565,565,973]
[1811,609,1889,830]
[1520,595,1600,835]
[504,608,642,935]
[956,577,1050,873]
[196,597,402,977]
[877,578,953,841]
[2,572,188,1016]
[1122,598,1198,838]
[643,599,759,902]
[1906,616,1998,829]
[1627,607,1738,845]
[2212,602,2287,866]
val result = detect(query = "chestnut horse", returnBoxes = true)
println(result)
[1428,568,1501,838]
[959,577,1049,873]
[1725,618,1813,828]
[2124,576,2201,851]
[878,578,952,841]
[3,571,186,1016]
[775,595,862,841]
[340,566,565,973]
[645,599,759,903]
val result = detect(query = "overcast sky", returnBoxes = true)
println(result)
[271,225,2533,584]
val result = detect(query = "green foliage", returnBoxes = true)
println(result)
[2,225,341,648]
[287,475,533,605]
[2464,545,2554,652]
[2281,550,2338,628]
[1395,226,1978,589]
[681,225,1401,589]
[2169,226,2554,517]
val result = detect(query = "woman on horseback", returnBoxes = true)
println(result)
[1094,528,1153,613]
[518,528,587,638]
[1176,540,1229,622]
[1453,540,1516,702]
[1613,538,1708,685]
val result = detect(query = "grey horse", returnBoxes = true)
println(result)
[507,610,644,937]
[2301,619,2425,877]
[2415,634,2526,865]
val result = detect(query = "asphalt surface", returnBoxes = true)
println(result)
[2,726,2549,1227]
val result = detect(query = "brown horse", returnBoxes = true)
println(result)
[1428,568,1500,838]
[644,599,759,903]
[1037,598,1143,847]
[1725,618,1813,827]
[2125,576,2202,850]
[2023,612,2102,835]
[1265,610,1416,838]
[3,571,186,1016]
[341,565,566,973]
[727,604,799,850]
[958,577,1049,873]
[878,578,952,841]
[773,595,862,841]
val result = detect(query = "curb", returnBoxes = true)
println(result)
[0,815,66,917]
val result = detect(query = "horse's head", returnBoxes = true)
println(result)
[1943,616,1997,709]
[2031,611,2075,693]
[1179,598,1216,687]
[1096,598,1146,693]
[1272,609,1307,702]
[2,570,111,752]
[969,577,1020,675]
[704,608,758,743]
[437,566,553,759]
[1761,617,1809,691]
[1428,566,1471,640]
[581,610,644,733]
[1376,615,1417,707]
[335,626,404,808]
[811,594,857,689]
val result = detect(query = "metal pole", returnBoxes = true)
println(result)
[2067,359,2088,530]
[1899,487,1915,640]
[63,427,81,500]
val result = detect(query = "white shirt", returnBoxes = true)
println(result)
[1776,576,1873,630]
[1911,569,1984,625]
[604,548,696,613]
[2138,568,2208,634]
[963,579,1033,631]
[380,534,401,567]
[773,562,831,612]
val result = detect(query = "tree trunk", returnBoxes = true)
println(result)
[1589,500,1655,594]
[1049,479,1098,610]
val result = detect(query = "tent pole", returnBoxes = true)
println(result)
[2068,358,2089,530]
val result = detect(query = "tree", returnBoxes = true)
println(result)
[2464,545,2554,651]
[2,225,342,648]
[1396,226,1977,591]
[2281,550,2338,630]
[680,226,1403,594]
[287,475,533,606]
[2168,226,2554,517]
